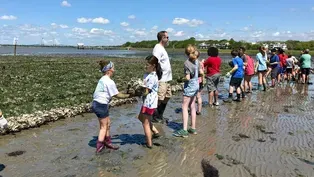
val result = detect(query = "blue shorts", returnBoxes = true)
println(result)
[92,101,109,118]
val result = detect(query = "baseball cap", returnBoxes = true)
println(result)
[305,49,310,53]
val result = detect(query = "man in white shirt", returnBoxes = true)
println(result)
[152,31,172,123]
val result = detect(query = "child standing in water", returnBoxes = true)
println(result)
[92,60,131,153]
[255,46,268,91]
[224,50,244,102]
[196,51,205,115]
[203,47,221,107]
[138,55,162,148]
[173,45,200,138]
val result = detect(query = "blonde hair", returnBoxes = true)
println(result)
[185,44,199,60]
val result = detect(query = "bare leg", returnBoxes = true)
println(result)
[208,91,214,105]
[182,96,191,131]
[139,113,152,147]
[189,96,197,129]
[196,91,202,113]
[98,117,109,142]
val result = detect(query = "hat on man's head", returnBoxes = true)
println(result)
[305,49,310,53]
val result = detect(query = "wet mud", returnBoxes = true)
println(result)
[1,76,314,177]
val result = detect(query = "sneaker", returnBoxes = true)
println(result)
[0,115,8,129]
[213,102,219,106]
[173,129,189,138]
[188,128,197,135]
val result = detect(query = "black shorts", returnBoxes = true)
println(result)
[230,77,243,88]
[286,68,293,74]
[271,67,279,79]
[92,101,109,118]
[301,68,310,76]
[199,82,204,90]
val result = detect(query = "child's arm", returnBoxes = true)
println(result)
[114,92,131,99]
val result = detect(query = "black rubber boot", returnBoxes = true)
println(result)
[152,109,161,123]
[158,103,168,123]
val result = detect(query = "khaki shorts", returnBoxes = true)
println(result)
[158,82,172,100]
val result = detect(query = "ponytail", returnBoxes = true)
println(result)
[145,55,163,80]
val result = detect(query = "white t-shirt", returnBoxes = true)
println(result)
[153,44,172,82]
[93,75,119,104]
[142,72,158,109]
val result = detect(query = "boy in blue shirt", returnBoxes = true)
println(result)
[269,48,280,87]
[224,50,244,102]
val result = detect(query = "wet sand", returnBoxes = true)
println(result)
[1,76,314,177]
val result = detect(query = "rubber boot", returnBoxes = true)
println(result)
[104,136,119,150]
[96,141,105,153]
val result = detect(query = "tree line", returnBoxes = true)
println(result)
[122,38,314,50]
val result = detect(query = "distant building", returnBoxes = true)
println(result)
[269,43,288,50]
[77,43,84,49]
[198,42,209,49]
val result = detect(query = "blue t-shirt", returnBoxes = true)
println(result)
[270,54,280,69]
[256,52,267,71]
[232,56,244,78]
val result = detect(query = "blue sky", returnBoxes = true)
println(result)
[1,0,314,45]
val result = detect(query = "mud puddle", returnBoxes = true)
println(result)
[1,76,314,177]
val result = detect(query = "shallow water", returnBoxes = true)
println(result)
[1,76,314,177]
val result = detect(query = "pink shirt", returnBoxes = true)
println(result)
[245,55,255,76]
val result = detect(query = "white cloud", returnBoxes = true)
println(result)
[172,18,189,25]
[77,17,109,24]
[120,22,129,27]
[172,18,204,27]
[134,30,146,36]
[61,1,71,7]
[165,28,174,33]
[152,26,158,30]
[272,32,280,36]
[128,15,136,19]
[125,28,134,32]
[72,27,87,33]
[90,28,113,35]
[59,24,69,29]
[189,19,204,27]
[92,17,110,24]
[174,31,184,37]
[51,23,69,29]
[195,33,204,39]
[77,17,91,23]
[243,27,249,31]
[0,15,17,20]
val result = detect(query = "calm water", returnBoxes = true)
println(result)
[1,46,313,62]
[0,46,231,60]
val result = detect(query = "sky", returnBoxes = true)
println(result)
[0,0,314,46]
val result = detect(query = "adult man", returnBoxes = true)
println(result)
[152,31,172,123]
[299,49,312,84]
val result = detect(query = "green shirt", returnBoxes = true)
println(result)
[300,54,312,68]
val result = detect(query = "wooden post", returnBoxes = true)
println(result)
[14,43,17,56]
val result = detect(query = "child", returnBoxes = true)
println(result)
[173,45,200,138]
[137,55,162,148]
[203,47,221,107]
[196,51,205,115]
[92,60,131,153]
[239,47,254,93]
[0,109,8,129]
[285,54,295,82]
[224,49,244,102]
[269,49,280,87]
[255,46,268,91]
